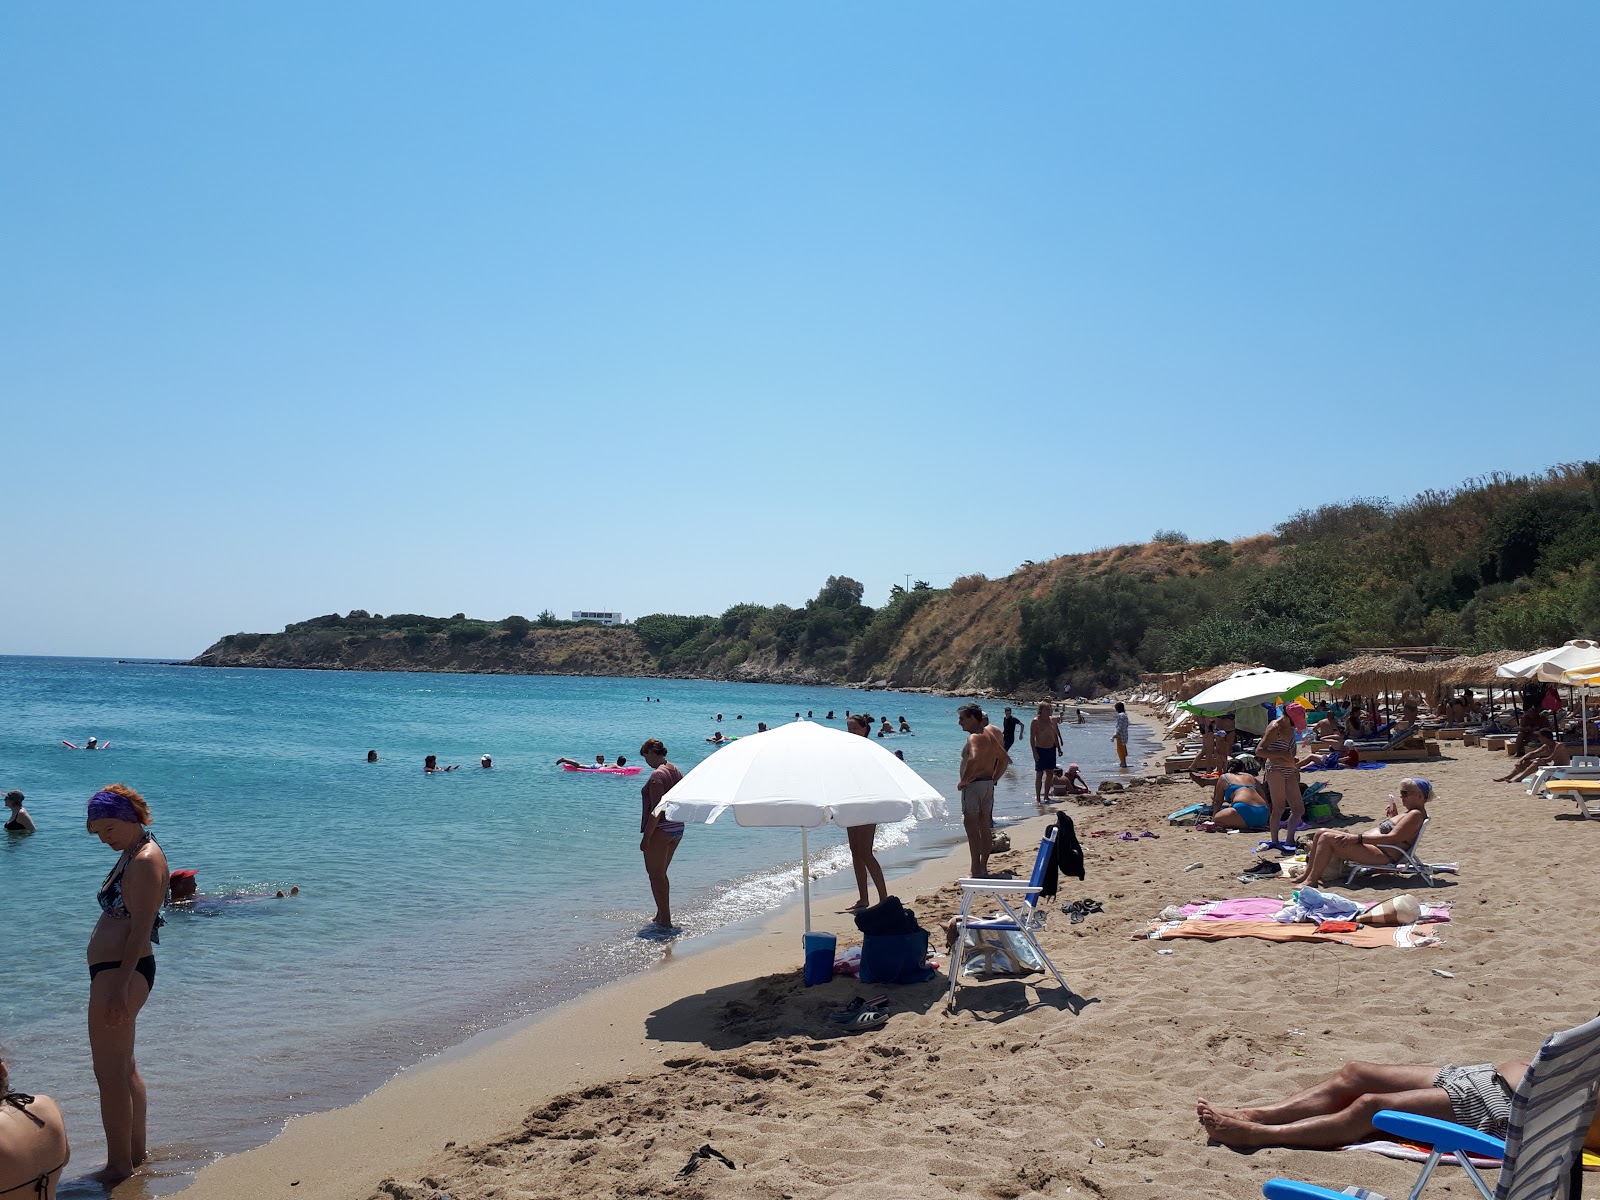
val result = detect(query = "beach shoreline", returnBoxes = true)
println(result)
[168,713,1166,1200]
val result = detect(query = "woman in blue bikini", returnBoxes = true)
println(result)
[84,784,168,1189]
[1197,758,1272,832]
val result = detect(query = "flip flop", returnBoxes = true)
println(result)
[831,1009,889,1031]
[677,1143,737,1177]
[834,996,889,1019]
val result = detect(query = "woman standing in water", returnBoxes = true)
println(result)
[84,784,168,1187]
[4,790,34,834]
[844,715,888,912]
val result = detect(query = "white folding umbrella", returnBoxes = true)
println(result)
[1178,668,1344,716]
[1497,639,1600,681]
[1546,656,1600,756]
[1498,640,1600,756]
[653,720,947,932]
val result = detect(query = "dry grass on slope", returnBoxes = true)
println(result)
[869,536,1279,692]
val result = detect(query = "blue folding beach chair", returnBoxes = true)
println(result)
[1262,1012,1600,1200]
[945,827,1070,1010]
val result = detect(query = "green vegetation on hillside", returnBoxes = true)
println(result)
[205,463,1599,693]
[992,462,1600,693]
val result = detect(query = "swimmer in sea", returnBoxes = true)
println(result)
[366,750,378,763]
[898,716,912,733]
[423,755,458,773]
[707,732,726,744]
[480,755,493,769]
[5,790,35,834]
[615,756,628,767]
[594,754,607,767]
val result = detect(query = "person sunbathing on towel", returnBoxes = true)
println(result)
[1199,1050,1600,1152]
[1286,778,1430,887]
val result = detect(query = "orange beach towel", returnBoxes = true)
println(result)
[1143,918,1439,949]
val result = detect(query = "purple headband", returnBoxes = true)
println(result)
[87,789,142,825]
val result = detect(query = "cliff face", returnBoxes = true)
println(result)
[190,627,659,677]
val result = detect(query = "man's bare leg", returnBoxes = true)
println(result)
[1200,1062,1440,1126]
[963,811,985,877]
[1199,1086,1452,1148]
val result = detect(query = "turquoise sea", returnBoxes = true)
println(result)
[0,657,1151,1194]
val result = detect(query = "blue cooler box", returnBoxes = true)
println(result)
[802,931,837,985]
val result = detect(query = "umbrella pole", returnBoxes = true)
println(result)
[800,827,812,934]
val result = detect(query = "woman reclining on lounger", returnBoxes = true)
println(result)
[1287,777,1430,887]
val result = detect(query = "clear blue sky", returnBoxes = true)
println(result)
[3,3,1596,657]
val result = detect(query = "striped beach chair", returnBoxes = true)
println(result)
[1261,1012,1600,1200]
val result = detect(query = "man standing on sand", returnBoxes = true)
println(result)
[1001,707,1023,753]
[957,703,1008,878]
[1113,702,1130,769]
[638,738,684,932]
[1029,702,1064,804]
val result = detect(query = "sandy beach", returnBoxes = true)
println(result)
[169,710,1596,1200]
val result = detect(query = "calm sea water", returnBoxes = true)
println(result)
[0,657,1150,1194]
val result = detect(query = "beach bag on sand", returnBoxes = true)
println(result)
[855,901,936,985]
[853,896,919,936]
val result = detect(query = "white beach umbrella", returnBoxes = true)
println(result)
[1498,640,1600,757]
[1549,655,1600,756]
[1496,639,1600,680]
[653,720,947,932]
[1178,667,1344,716]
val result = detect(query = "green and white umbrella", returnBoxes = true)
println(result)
[1178,668,1344,717]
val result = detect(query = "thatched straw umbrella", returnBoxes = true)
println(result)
[1440,649,1529,685]
[1436,648,1544,717]
[1320,654,1451,719]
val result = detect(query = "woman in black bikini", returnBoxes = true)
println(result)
[84,784,168,1188]
[0,1056,69,1200]
[3,792,33,835]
